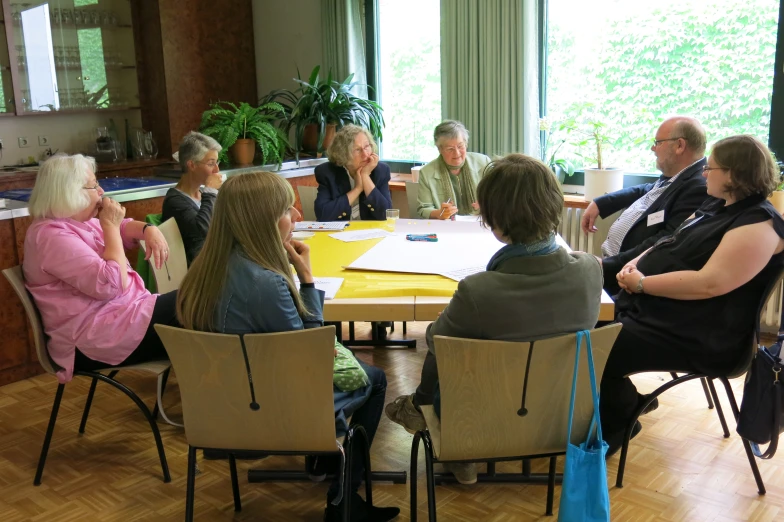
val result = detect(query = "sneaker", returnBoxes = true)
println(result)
[385,394,427,434]
[604,420,642,459]
[444,462,478,485]
[324,492,400,522]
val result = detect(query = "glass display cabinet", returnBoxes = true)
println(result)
[2,0,139,114]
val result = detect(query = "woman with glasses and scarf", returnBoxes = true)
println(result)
[415,120,491,219]
[314,124,392,221]
[162,131,224,265]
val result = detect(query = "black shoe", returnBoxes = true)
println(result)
[374,322,389,341]
[640,395,659,416]
[324,492,400,522]
[604,420,642,460]
[308,455,340,482]
[202,449,268,460]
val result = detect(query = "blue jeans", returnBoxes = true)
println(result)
[327,362,387,500]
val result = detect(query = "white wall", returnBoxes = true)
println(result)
[0,109,142,166]
[252,0,323,99]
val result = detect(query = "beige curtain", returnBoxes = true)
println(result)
[322,0,368,97]
[441,0,539,157]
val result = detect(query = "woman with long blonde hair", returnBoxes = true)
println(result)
[176,171,399,522]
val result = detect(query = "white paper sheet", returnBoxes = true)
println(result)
[329,229,396,242]
[438,266,486,282]
[295,221,349,231]
[294,276,344,300]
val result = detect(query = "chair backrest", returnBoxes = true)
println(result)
[154,324,338,452]
[405,181,419,219]
[297,185,318,221]
[433,323,622,461]
[2,266,59,374]
[141,217,188,294]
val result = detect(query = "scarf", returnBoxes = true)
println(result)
[486,233,560,271]
[438,156,479,215]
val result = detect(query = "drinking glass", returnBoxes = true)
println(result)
[386,209,400,231]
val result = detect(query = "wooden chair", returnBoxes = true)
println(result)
[405,181,419,219]
[2,266,171,485]
[140,217,188,295]
[615,266,784,495]
[154,324,385,522]
[411,323,623,521]
[297,185,318,221]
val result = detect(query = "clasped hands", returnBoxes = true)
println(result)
[351,154,380,190]
[616,262,645,294]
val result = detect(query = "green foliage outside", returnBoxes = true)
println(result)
[546,0,778,173]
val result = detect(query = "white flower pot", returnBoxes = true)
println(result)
[583,168,624,201]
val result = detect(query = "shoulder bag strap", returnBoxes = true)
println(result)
[565,331,584,443]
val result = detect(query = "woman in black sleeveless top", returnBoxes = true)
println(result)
[601,135,784,456]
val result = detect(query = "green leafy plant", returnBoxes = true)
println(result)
[539,117,576,178]
[261,66,385,158]
[199,101,288,165]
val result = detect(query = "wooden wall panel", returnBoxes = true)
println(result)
[0,219,28,372]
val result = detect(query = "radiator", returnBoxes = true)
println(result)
[557,206,783,331]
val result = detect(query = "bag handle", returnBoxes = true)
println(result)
[566,330,603,444]
[750,379,781,459]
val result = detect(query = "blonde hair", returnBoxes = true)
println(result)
[176,171,307,330]
[28,154,95,219]
[326,124,377,167]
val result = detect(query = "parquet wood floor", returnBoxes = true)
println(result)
[0,323,782,521]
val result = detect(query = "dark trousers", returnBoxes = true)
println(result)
[75,291,180,371]
[413,350,438,408]
[599,327,695,436]
[327,362,387,500]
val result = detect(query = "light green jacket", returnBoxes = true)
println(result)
[416,152,491,219]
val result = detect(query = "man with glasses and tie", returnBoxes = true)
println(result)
[162,131,224,266]
[581,116,709,295]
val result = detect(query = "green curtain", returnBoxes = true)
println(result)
[440,0,539,158]
[322,0,368,98]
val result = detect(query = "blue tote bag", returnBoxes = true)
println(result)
[558,330,611,522]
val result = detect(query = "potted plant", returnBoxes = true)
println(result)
[262,66,385,159]
[574,116,624,201]
[199,101,288,166]
[539,117,576,183]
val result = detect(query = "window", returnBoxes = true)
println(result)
[544,0,782,173]
[374,0,441,162]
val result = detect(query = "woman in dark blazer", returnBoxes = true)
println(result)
[314,124,392,221]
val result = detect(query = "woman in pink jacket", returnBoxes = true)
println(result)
[23,154,176,383]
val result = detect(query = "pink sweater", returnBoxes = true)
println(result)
[23,218,157,383]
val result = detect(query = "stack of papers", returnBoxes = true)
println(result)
[329,229,396,242]
[295,221,349,231]
[294,276,344,300]
[438,266,485,282]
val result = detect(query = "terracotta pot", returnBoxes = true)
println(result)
[302,123,337,153]
[231,138,255,165]
[768,190,784,215]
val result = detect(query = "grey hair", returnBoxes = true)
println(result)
[326,125,377,167]
[178,131,222,172]
[28,154,95,219]
[434,120,469,146]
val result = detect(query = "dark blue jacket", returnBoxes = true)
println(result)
[314,161,392,221]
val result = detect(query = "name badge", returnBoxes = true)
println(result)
[647,210,665,226]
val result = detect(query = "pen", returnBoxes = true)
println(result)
[438,197,453,218]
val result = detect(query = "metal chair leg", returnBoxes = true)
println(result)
[403,321,407,335]
[410,432,421,522]
[34,383,65,486]
[79,370,118,434]
[719,377,766,495]
[76,371,171,483]
[422,432,437,522]
[185,446,197,522]
[229,454,241,511]
[546,456,557,516]
[700,377,715,409]
[705,379,730,438]
[152,367,170,420]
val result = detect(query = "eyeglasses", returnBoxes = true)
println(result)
[352,144,374,156]
[83,182,100,190]
[703,165,728,173]
[198,160,219,169]
[652,137,685,147]
[440,143,467,154]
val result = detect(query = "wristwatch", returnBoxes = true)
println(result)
[635,276,646,294]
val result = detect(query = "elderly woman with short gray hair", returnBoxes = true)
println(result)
[162,131,223,265]
[416,120,491,219]
[314,124,392,221]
